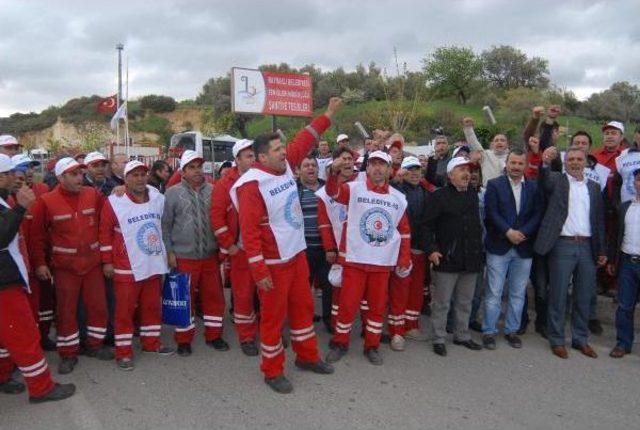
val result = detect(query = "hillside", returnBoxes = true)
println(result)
[5,98,613,154]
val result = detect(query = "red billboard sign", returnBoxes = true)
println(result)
[231,67,313,117]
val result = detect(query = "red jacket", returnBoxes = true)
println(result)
[524,151,542,180]
[30,185,103,275]
[210,166,241,255]
[592,146,621,199]
[325,175,412,272]
[236,114,331,282]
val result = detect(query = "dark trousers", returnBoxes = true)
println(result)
[547,239,596,347]
[615,254,640,351]
[305,247,331,323]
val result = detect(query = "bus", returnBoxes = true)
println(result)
[169,131,239,175]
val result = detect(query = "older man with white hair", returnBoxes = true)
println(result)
[424,157,484,357]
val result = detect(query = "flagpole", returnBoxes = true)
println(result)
[116,43,123,151]
[125,55,130,158]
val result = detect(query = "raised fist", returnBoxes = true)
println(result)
[532,106,545,119]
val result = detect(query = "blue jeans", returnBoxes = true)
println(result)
[482,249,532,335]
[615,254,640,351]
[547,239,596,347]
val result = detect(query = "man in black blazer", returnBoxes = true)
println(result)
[482,149,543,350]
[609,168,640,358]
[534,146,607,359]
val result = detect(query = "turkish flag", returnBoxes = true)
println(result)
[96,95,117,114]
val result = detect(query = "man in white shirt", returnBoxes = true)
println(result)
[609,169,640,358]
[535,146,607,359]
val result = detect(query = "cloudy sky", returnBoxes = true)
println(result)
[1,0,638,117]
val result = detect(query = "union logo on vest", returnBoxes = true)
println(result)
[359,207,393,247]
[284,191,303,229]
[136,222,163,256]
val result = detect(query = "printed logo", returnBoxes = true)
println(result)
[136,222,163,256]
[284,191,303,229]
[359,207,393,247]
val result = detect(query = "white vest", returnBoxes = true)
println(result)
[616,151,640,203]
[315,186,348,247]
[108,186,168,281]
[561,151,610,191]
[344,181,407,266]
[230,163,306,262]
[0,197,29,290]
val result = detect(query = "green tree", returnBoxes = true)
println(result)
[139,95,177,113]
[481,45,549,89]
[196,75,252,137]
[581,81,640,123]
[423,46,483,105]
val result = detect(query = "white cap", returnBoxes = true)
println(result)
[336,134,349,143]
[0,135,19,147]
[400,156,421,170]
[11,153,39,168]
[446,156,473,174]
[232,139,253,158]
[84,151,108,166]
[0,154,13,173]
[179,150,204,171]
[367,150,391,164]
[602,121,624,133]
[124,160,149,177]
[55,157,85,176]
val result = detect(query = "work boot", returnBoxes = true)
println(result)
[206,338,230,351]
[264,375,293,394]
[0,378,25,394]
[504,334,523,349]
[117,358,134,371]
[364,348,383,365]
[177,343,192,357]
[240,341,259,357]
[29,383,76,404]
[325,344,348,364]
[58,357,78,375]
[294,360,334,374]
[390,334,405,351]
[84,346,114,361]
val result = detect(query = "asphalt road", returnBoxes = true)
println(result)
[2,293,639,430]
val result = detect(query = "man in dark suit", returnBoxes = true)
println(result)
[609,168,640,358]
[482,149,543,350]
[534,146,607,359]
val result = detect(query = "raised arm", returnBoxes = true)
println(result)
[286,97,342,168]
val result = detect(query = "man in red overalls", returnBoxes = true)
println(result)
[30,157,112,374]
[0,154,75,403]
[231,98,343,394]
[323,151,412,366]
[211,139,259,356]
[101,161,173,370]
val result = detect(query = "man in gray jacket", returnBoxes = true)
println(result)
[534,146,606,360]
[162,150,229,356]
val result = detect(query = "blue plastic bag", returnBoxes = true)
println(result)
[162,271,191,328]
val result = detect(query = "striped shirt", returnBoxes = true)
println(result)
[298,181,323,249]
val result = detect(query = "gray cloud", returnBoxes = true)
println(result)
[0,0,638,116]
